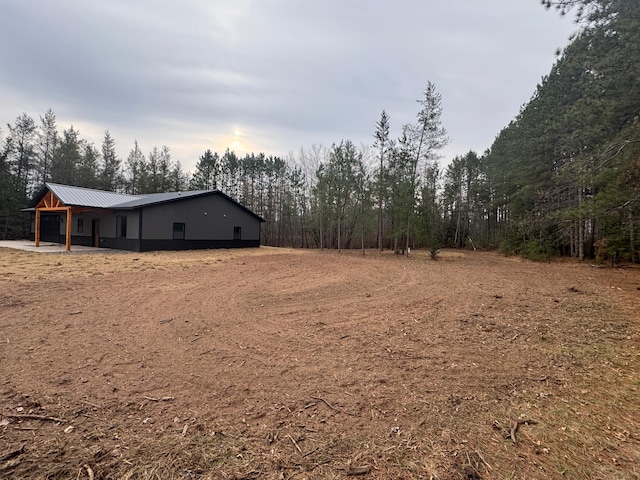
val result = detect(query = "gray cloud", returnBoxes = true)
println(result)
[0,0,575,171]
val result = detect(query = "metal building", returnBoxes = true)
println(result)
[27,183,265,252]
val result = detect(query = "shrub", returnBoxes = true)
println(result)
[522,239,549,262]
[499,238,518,256]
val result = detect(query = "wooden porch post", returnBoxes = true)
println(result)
[35,209,41,247]
[65,207,72,251]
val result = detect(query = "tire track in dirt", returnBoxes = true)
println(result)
[1,248,639,479]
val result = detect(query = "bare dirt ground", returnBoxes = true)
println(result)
[1,246,639,480]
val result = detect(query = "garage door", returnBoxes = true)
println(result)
[40,214,61,242]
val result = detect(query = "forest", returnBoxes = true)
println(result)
[1,0,638,262]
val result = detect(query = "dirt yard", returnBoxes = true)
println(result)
[1,246,639,479]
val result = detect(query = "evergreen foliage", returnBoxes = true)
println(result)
[477,0,640,262]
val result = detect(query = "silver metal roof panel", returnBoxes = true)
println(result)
[47,183,141,208]
[113,190,209,208]
[32,183,265,222]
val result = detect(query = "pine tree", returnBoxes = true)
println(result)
[401,82,449,255]
[170,160,189,191]
[190,149,221,190]
[37,109,58,186]
[99,130,121,191]
[77,142,99,188]
[373,110,390,251]
[124,141,147,194]
[51,126,82,185]
[6,113,37,197]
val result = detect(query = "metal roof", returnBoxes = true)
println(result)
[113,190,210,208]
[29,183,265,222]
[43,183,141,208]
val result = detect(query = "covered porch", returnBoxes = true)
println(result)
[33,190,101,251]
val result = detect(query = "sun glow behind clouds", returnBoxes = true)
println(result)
[228,127,245,152]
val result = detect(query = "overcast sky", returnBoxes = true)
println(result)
[0,1,575,173]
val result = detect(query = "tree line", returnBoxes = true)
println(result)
[433,0,640,262]
[0,82,450,253]
[482,0,640,262]
[1,0,638,261]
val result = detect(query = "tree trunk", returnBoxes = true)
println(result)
[378,154,384,252]
[630,207,636,263]
[578,186,584,262]
[405,218,411,257]
[455,208,461,248]
[378,209,383,252]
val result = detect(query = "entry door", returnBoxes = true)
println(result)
[92,219,100,247]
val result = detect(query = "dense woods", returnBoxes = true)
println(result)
[1,0,638,261]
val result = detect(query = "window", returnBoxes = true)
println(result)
[173,222,185,240]
[233,226,241,240]
[116,215,127,238]
[77,218,83,233]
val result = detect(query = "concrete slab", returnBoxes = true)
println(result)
[0,240,119,254]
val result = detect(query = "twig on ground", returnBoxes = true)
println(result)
[466,451,483,477]
[308,459,331,471]
[346,465,371,476]
[83,464,94,480]
[311,396,358,417]
[5,414,64,423]
[302,446,319,458]
[475,450,492,470]
[312,396,336,410]
[287,434,302,453]
[510,419,538,444]
[143,396,174,402]
[510,422,518,444]
[0,444,25,462]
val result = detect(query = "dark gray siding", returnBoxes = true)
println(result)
[138,239,258,251]
[100,237,141,250]
[98,211,140,239]
[65,211,140,249]
[140,194,261,241]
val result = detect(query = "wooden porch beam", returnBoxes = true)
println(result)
[65,207,72,251]
[34,206,75,251]
[35,209,41,247]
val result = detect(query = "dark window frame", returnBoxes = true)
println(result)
[233,226,241,240]
[173,222,185,240]
[116,215,127,238]
[77,218,83,233]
